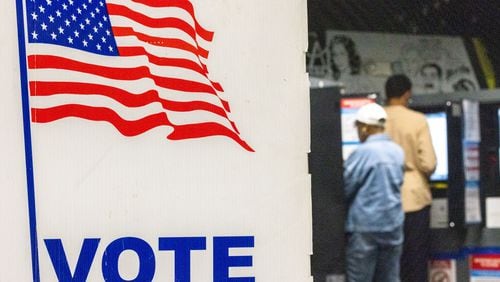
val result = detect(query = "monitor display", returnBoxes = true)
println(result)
[340,97,375,160]
[425,112,449,181]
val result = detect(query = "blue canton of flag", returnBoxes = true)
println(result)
[27,0,118,56]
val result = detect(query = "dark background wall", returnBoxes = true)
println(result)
[307,0,500,88]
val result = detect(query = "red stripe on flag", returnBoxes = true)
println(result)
[168,122,254,152]
[221,100,231,112]
[112,26,209,59]
[32,105,172,136]
[27,55,217,94]
[29,81,231,120]
[117,46,224,91]
[130,0,214,41]
[107,4,203,43]
[32,105,253,151]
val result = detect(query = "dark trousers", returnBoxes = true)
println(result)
[401,206,431,282]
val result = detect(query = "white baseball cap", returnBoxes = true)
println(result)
[355,103,387,127]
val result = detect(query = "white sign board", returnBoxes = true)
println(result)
[3,0,312,281]
[430,198,449,229]
[486,197,500,228]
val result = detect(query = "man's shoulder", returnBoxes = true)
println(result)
[386,106,426,122]
[360,138,402,156]
[347,142,373,161]
[371,138,404,154]
[354,142,404,168]
[406,107,426,119]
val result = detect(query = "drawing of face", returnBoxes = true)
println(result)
[402,49,420,76]
[332,43,349,72]
[421,64,442,93]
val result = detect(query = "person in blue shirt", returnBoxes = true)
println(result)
[344,103,405,282]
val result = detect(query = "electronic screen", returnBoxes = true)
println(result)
[340,97,375,160]
[498,108,500,174]
[425,112,449,181]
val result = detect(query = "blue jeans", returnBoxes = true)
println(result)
[346,230,403,282]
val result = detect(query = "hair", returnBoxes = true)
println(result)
[453,78,476,91]
[420,63,442,78]
[385,74,412,99]
[327,35,361,80]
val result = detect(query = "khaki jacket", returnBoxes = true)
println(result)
[384,105,437,212]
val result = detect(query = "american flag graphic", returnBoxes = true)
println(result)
[24,0,253,151]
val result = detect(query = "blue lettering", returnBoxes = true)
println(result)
[45,238,100,282]
[44,235,255,281]
[158,237,206,282]
[102,237,155,282]
[213,236,255,282]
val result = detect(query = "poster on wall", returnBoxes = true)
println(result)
[308,30,480,96]
[12,0,311,281]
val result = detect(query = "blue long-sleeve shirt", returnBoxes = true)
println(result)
[344,133,405,233]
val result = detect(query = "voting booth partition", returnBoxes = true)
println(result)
[309,87,344,281]
[480,103,500,200]
[2,0,314,281]
[309,88,382,281]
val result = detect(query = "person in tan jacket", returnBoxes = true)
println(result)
[384,74,437,282]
